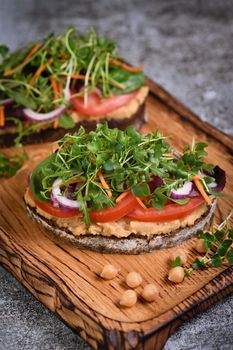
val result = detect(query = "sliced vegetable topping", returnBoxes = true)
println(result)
[51,178,81,209]
[71,90,138,116]
[29,124,226,224]
[126,197,205,222]
[0,27,145,119]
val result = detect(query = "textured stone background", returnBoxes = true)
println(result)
[0,0,233,349]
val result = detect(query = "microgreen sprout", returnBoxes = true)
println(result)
[183,211,233,276]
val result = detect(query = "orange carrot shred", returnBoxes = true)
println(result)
[98,171,112,198]
[50,76,59,104]
[193,175,212,205]
[29,57,53,85]
[135,197,147,209]
[109,59,144,72]
[53,119,59,128]
[116,190,130,203]
[0,106,5,126]
[67,178,83,185]
[4,43,42,77]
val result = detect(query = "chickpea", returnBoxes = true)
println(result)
[170,249,188,266]
[100,264,119,280]
[142,284,159,302]
[168,266,185,283]
[126,272,143,288]
[195,238,207,253]
[119,290,137,307]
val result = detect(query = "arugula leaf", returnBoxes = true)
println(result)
[131,183,150,197]
[109,67,145,94]
[29,153,56,201]
[58,114,76,129]
[6,89,37,109]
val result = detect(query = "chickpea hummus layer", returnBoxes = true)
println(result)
[24,188,209,239]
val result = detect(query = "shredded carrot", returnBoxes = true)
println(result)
[98,171,112,198]
[71,74,88,80]
[135,197,147,209]
[116,190,130,203]
[0,106,5,126]
[4,43,42,77]
[29,57,53,85]
[50,76,59,105]
[193,175,212,205]
[49,76,60,128]
[53,119,59,128]
[57,81,63,94]
[109,59,144,72]
[67,178,83,185]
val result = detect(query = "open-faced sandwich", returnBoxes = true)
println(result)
[24,124,226,254]
[0,28,148,148]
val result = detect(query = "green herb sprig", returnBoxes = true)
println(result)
[183,212,233,277]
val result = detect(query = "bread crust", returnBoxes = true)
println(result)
[25,198,216,254]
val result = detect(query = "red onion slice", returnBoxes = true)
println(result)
[0,98,14,106]
[51,178,81,209]
[23,88,71,122]
[170,181,193,199]
[23,104,67,122]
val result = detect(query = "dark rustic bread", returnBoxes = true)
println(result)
[25,199,216,254]
[0,103,146,148]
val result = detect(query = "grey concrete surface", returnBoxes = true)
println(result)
[0,0,233,349]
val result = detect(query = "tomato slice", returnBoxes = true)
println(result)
[127,197,205,222]
[89,192,138,223]
[72,90,138,116]
[29,190,83,218]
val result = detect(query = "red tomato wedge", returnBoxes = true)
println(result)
[72,90,138,116]
[29,190,83,218]
[89,192,138,223]
[127,197,205,222]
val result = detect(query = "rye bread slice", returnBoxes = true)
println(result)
[25,199,217,254]
[0,103,146,148]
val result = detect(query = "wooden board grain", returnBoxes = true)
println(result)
[0,78,233,350]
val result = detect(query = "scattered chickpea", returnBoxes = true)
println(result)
[168,266,185,283]
[119,289,137,307]
[100,264,119,280]
[142,284,159,302]
[170,249,188,266]
[126,271,143,288]
[195,238,207,253]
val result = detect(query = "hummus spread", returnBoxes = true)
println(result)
[25,188,208,239]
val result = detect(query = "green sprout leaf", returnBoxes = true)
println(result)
[171,256,182,268]
[226,249,233,265]
[211,254,222,268]
[216,239,232,257]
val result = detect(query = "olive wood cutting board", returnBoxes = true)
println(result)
[0,78,233,350]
